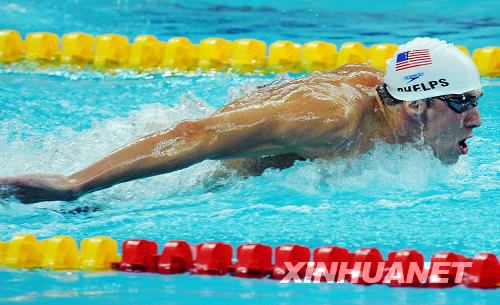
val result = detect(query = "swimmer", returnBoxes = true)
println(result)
[0,37,483,204]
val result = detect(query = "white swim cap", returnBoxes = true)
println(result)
[384,37,482,101]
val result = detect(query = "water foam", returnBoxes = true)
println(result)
[254,142,469,200]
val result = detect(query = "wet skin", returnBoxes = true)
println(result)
[0,64,482,203]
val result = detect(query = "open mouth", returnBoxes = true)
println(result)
[458,136,471,154]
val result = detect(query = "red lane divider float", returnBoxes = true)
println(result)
[114,239,159,272]
[234,243,273,278]
[193,242,233,275]
[385,249,425,287]
[1,235,498,289]
[271,245,310,280]
[313,246,351,282]
[350,247,384,284]
[428,252,470,288]
[463,253,499,288]
[158,240,193,274]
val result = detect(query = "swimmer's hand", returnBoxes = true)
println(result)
[0,174,78,204]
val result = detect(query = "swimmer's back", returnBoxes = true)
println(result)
[217,63,384,114]
[220,64,385,173]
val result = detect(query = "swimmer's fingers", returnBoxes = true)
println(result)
[1,184,49,204]
[0,176,48,204]
[0,176,16,186]
[0,174,78,204]
[14,193,43,204]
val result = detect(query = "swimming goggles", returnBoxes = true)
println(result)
[428,93,481,113]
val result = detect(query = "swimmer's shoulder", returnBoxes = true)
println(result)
[334,63,384,77]
[321,63,384,88]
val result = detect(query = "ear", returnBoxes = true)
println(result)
[403,100,428,119]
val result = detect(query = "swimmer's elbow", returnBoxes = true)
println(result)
[171,120,207,139]
[167,119,226,159]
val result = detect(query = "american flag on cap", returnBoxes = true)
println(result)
[395,49,432,71]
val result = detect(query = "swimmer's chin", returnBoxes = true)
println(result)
[434,151,460,165]
[441,157,460,165]
[419,143,460,165]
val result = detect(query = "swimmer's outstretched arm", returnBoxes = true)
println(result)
[0,105,293,204]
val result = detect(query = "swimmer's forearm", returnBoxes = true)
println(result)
[67,120,214,196]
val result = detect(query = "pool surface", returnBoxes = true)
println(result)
[0,0,499,304]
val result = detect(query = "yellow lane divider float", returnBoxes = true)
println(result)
[0,29,498,76]
[1,234,120,271]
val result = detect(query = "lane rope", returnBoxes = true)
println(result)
[0,30,499,76]
[0,234,498,288]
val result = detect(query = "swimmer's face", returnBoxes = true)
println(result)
[422,89,483,164]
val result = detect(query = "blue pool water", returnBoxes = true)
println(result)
[0,0,499,304]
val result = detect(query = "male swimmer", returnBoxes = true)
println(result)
[0,37,483,204]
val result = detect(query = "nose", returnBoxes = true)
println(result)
[464,106,482,129]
